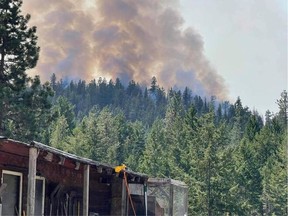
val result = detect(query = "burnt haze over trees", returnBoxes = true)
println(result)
[0,1,287,215]
[50,74,227,125]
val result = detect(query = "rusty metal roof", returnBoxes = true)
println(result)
[0,137,148,182]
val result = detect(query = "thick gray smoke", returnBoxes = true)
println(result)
[22,0,227,99]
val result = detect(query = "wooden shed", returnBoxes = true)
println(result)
[0,137,148,216]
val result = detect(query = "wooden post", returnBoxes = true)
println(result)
[27,147,38,216]
[110,177,126,216]
[121,179,127,216]
[169,183,174,216]
[83,164,90,216]
[144,183,148,216]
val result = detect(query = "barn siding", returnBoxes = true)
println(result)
[0,138,148,216]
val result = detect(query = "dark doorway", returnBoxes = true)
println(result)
[2,171,22,216]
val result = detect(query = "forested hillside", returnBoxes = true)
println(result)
[2,73,287,215]
[48,77,288,215]
[0,0,287,215]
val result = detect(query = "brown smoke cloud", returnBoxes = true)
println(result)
[22,0,228,99]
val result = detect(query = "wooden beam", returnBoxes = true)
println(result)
[121,179,127,216]
[27,147,38,216]
[110,177,126,216]
[169,184,174,216]
[83,164,90,216]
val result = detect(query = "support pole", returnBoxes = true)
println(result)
[144,183,148,216]
[121,179,127,216]
[83,164,90,216]
[27,147,38,216]
[169,183,174,216]
[143,182,148,216]
[110,176,126,215]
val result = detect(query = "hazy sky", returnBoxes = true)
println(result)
[22,0,287,115]
[180,0,287,115]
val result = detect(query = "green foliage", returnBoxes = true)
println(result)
[51,96,75,131]
[122,121,146,171]
[0,0,40,90]
[45,81,286,215]
[1,75,53,141]
[260,136,287,215]
[1,4,286,211]
[139,119,167,176]
[0,0,53,142]
[49,115,69,150]
[276,90,288,129]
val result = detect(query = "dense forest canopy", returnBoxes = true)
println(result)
[0,1,287,215]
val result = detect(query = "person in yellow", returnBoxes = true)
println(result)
[114,164,127,173]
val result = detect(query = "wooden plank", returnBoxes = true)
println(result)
[27,147,38,216]
[0,141,29,157]
[0,151,29,169]
[83,164,90,216]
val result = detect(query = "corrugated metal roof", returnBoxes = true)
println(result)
[148,178,188,188]
[0,137,148,180]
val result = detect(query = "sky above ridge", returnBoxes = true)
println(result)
[22,0,287,115]
[180,0,287,115]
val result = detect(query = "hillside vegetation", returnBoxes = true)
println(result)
[2,74,287,215]
[0,0,286,214]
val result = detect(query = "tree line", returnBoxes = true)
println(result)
[3,72,288,215]
[1,1,287,215]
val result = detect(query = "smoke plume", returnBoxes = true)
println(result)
[22,0,227,99]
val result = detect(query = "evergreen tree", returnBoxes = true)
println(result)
[93,107,120,164]
[69,107,101,158]
[276,90,288,128]
[264,110,273,126]
[149,76,158,97]
[233,137,263,214]
[260,135,287,215]
[49,115,69,150]
[244,113,262,141]
[87,79,97,109]
[113,78,125,107]
[0,0,39,90]
[4,76,53,141]
[122,121,146,171]
[140,119,167,176]
[216,104,222,125]
[50,73,57,91]
[51,96,75,131]
[183,87,192,111]
[196,112,222,215]
[163,93,186,178]
[0,0,40,135]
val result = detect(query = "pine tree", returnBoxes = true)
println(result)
[0,0,40,134]
[140,119,167,176]
[0,0,39,89]
[49,115,69,150]
[260,136,287,215]
[51,96,75,131]
[244,113,262,141]
[122,121,146,171]
[277,90,288,128]
[91,107,121,164]
[183,87,192,111]
[4,76,53,141]
[233,137,264,214]
[68,107,101,158]
[50,73,57,91]
[149,76,158,96]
